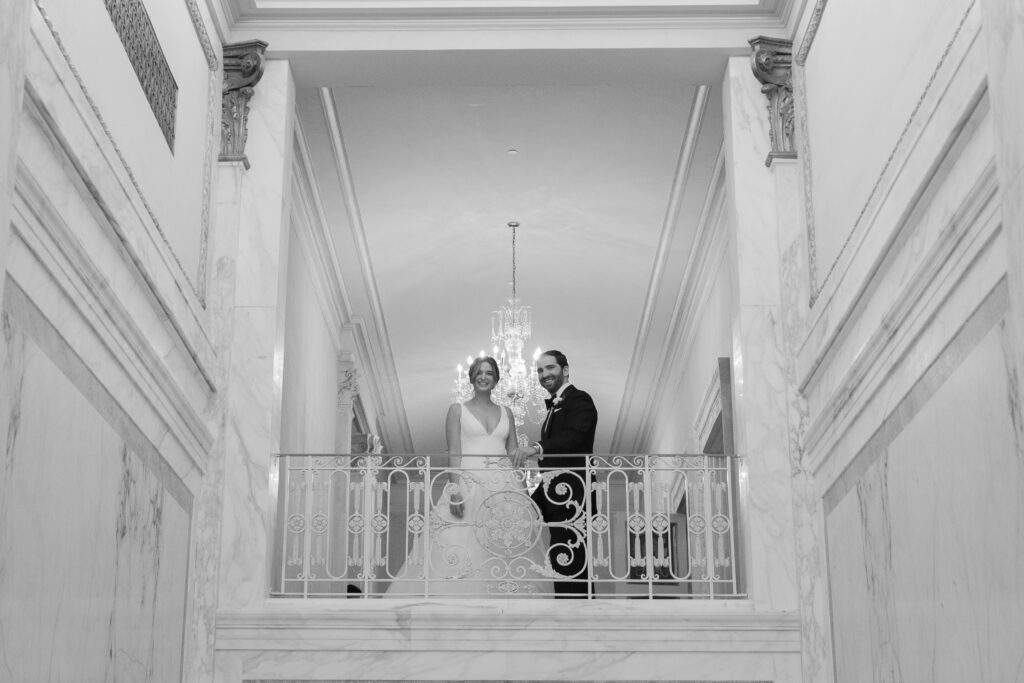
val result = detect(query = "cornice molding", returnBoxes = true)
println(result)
[319,87,415,454]
[610,85,710,454]
[794,0,827,66]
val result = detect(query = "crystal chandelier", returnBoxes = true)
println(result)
[451,221,549,446]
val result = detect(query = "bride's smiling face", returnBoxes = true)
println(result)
[470,360,498,392]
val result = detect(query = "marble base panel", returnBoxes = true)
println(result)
[215,601,802,682]
[825,324,1024,682]
[0,306,192,682]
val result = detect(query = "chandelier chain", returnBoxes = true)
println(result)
[510,220,518,302]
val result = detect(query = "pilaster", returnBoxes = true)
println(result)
[721,55,800,616]
[210,58,296,618]
[335,353,358,454]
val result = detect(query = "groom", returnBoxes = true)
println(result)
[514,350,597,597]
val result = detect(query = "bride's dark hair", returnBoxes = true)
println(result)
[468,356,500,384]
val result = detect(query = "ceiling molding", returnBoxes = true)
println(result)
[634,149,727,453]
[609,84,710,454]
[203,0,237,43]
[319,87,415,454]
[218,0,797,33]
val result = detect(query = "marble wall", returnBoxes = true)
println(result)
[0,3,222,681]
[788,0,1024,680]
[0,289,192,682]
[825,322,1023,683]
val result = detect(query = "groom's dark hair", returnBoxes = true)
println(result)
[541,349,568,369]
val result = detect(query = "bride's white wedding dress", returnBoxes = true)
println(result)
[386,403,553,597]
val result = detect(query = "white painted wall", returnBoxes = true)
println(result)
[280,223,340,454]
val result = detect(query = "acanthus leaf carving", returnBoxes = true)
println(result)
[749,35,797,168]
[220,39,268,170]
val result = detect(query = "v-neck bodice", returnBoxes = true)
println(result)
[460,403,508,455]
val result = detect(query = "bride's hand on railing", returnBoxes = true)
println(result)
[447,475,464,518]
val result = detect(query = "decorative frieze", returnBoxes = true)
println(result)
[220,40,267,170]
[103,0,178,150]
[749,36,796,167]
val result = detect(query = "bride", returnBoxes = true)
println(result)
[386,356,553,596]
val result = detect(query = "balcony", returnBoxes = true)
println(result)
[272,453,743,599]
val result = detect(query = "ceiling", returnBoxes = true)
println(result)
[211,0,801,454]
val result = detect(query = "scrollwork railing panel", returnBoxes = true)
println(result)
[274,453,743,599]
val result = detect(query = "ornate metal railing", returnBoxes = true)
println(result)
[272,454,743,599]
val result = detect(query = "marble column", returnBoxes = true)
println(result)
[211,59,296,613]
[721,55,800,613]
[0,0,31,305]
[335,353,358,454]
[980,0,1024,434]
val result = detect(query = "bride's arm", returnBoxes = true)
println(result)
[505,406,518,455]
[445,403,465,517]
[445,403,462,472]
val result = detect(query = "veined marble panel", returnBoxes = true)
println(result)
[825,324,1024,682]
[0,307,191,682]
[215,601,801,682]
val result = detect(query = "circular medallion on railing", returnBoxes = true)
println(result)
[347,514,365,534]
[287,513,306,534]
[711,514,731,534]
[407,513,425,534]
[688,515,707,535]
[591,513,609,534]
[651,513,670,535]
[311,513,329,534]
[371,513,389,534]
[627,514,646,535]
[475,491,543,557]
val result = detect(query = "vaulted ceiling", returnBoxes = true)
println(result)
[210,0,802,454]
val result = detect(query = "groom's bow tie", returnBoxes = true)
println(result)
[544,397,554,409]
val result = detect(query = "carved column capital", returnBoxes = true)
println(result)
[220,39,268,170]
[337,367,359,406]
[749,36,797,167]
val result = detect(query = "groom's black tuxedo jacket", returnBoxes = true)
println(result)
[538,385,598,470]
